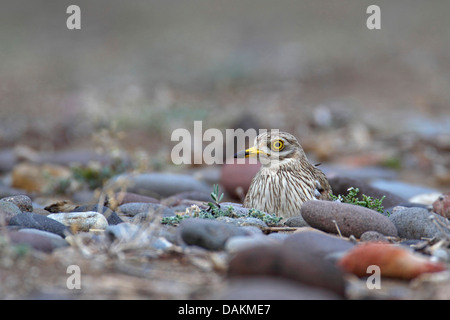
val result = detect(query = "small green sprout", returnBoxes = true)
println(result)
[331,187,386,213]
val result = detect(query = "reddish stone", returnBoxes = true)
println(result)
[338,242,446,280]
[220,159,261,200]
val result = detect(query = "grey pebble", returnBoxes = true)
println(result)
[360,230,389,242]
[0,200,22,225]
[118,202,175,217]
[216,216,268,229]
[8,212,69,238]
[0,195,33,212]
[388,207,450,240]
[7,229,68,253]
[284,214,310,227]
[178,218,250,250]
[225,234,279,253]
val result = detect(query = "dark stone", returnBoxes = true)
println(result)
[8,212,70,237]
[178,218,250,250]
[8,229,68,253]
[283,231,355,259]
[228,243,346,296]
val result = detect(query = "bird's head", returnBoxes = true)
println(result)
[234,131,307,166]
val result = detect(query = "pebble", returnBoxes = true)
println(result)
[383,202,429,217]
[7,229,68,253]
[359,230,389,243]
[283,231,355,259]
[178,218,250,250]
[216,216,268,229]
[105,223,173,251]
[225,234,280,253]
[301,200,398,238]
[220,160,261,200]
[74,204,123,225]
[328,176,407,208]
[338,242,445,279]
[0,200,22,225]
[218,202,250,216]
[8,212,69,238]
[0,195,33,212]
[284,214,310,227]
[218,277,341,300]
[105,223,141,242]
[106,173,211,198]
[227,243,346,296]
[47,211,108,232]
[388,207,449,240]
[118,202,175,217]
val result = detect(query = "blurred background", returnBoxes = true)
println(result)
[0,0,449,197]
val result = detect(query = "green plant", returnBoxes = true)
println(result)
[207,184,224,211]
[161,184,283,226]
[331,187,386,213]
[248,208,283,226]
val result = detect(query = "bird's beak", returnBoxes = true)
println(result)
[234,146,266,158]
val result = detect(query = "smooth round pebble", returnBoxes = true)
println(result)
[8,212,69,237]
[301,200,398,237]
[0,195,33,212]
[283,231,355,259]
[228,243,346,296]
[284,214,309,227]
[47,211,108,232]
[388,207,449,240]
[0,200,22,225]
[225,234,279,253]
[360,230,389,243]
[178,218,250,250]
[118,202,175,217]
[7,230,68,253]
[216,216,268,229]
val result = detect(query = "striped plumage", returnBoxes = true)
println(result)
[235,131,332,219]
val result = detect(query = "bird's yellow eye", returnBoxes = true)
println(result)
[271,140,284,151]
